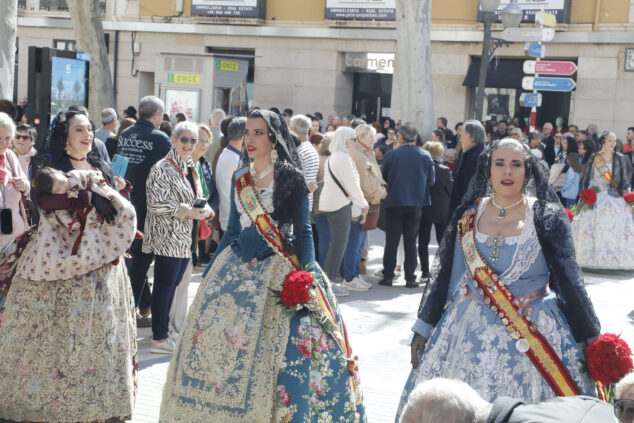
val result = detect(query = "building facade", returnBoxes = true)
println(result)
[15,0,634,135]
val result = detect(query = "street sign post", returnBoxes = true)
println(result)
[523,60,577,76]
[522,76,576,92]
[501,27,555,43]
[536,12,557,28]
[525,43,546,58]
[519,93,543,108]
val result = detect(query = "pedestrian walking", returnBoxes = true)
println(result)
[379,122,435,288]
[319,126,368,289]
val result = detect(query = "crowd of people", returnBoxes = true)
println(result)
[0,92,633,423]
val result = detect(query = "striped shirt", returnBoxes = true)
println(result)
[296,141,319,211]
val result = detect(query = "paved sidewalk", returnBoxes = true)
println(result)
[130,229,634,422]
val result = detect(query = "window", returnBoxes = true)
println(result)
[40,0,106,13]
[53,34,110,54]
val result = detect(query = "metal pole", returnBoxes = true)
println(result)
[475,12,493,122]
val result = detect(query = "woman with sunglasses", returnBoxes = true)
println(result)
[143,121,214,354]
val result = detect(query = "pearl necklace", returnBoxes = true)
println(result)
[491,195,525,220]
[250,163,274,181]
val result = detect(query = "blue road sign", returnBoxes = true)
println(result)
[520,93,542,107]
[525,43,546,59]
[522,76,576,92]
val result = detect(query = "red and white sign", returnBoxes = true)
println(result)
[523,60,577,76]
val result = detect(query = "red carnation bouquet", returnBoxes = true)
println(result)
[272,270,339,334]
[585,333,634,401]
[564,208,574,223]
[571,187,598,216]
[624,192,634,213]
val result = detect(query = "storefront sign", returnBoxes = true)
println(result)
[191,0,265,18]
[325,0,395,21]
[214,58,249,88]
[167,73,200,84]
[479,0,567,23]
[216,60,239,71]
[344,53,395,74]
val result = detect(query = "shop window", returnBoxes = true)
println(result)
[40,0,106,13]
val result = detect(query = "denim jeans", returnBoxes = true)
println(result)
[151,255,190,341]
[314,213,331,269]
[342,220,368,282]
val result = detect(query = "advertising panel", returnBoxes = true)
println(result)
[165,89,200,122]
[325,0,395,20]
[50,56,88,118]
[479,0,567,23]
[191,0,264,18]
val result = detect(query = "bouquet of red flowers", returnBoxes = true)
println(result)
[564,208,574,223]
[280,270,313,308]
[571,187,598,215]
[624,192,634,213]
[585,333,634,401]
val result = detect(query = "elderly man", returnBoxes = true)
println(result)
[206,108,225,164]
[448,120,486,216]
[116,96,172,326]
[95,108,118,144]
[399,378,618,423]
[379,122,435,288]
[290,114,319,209]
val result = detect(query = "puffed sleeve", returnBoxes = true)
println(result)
[535,201,601,343]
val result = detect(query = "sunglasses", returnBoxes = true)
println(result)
[615,399,634,422]
[178,136,198,145]
[15,135,32,141]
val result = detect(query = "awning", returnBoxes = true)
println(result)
[462,58,525,89]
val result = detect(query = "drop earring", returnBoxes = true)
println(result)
[486,180,494,196]
[270,146,278,164]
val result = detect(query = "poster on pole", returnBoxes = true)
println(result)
[165,89,200,122]
[478,0,568,23]
[191,0,265,18]
[325,0,395,21]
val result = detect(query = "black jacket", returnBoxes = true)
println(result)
[543,135,556,167]
[421,161,453,224]
[418,200,601,343]
[580,152,633,197]
[116,119,171,231]
[449,143,485,215]
[487,396,613,423]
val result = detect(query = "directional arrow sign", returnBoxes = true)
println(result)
[501,27,555,43]
[523,60,577,76]
[522,76,576,92]
[525,43,546,59]
[520,93,543,108]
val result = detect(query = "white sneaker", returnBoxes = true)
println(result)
[331,284,350,297]
[342,278,369,291]
[373,269,383,278]
[355,275,372,288]
[150,338,174,354]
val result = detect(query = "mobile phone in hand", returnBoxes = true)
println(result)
[193,198,207,208]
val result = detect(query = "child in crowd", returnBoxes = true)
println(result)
[561,153,582,209]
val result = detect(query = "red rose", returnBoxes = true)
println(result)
[297,337,312,358]
[277,385,291,406]
[280,271,313,308]
[580,188,597,205]
[565,208,574,222]
[585,333,634,385]
[624,192,634,203]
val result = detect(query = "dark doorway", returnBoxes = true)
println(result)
[352,73,392,123]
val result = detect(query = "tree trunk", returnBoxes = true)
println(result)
[0,0,18,101]
[396,0,434,141]
[67,0,114,120]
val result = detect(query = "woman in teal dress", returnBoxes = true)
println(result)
[159,110,366,423]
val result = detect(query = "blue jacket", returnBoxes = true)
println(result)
[381,145,435,209]
[116,119,171,231]
[561,168,580,200]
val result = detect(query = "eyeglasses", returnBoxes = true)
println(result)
[15,135,32,141]
[178,136,198,145]
[615,399,634,422]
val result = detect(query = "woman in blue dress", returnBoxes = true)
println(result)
[396,139,601,421]
[159,110,366,423]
